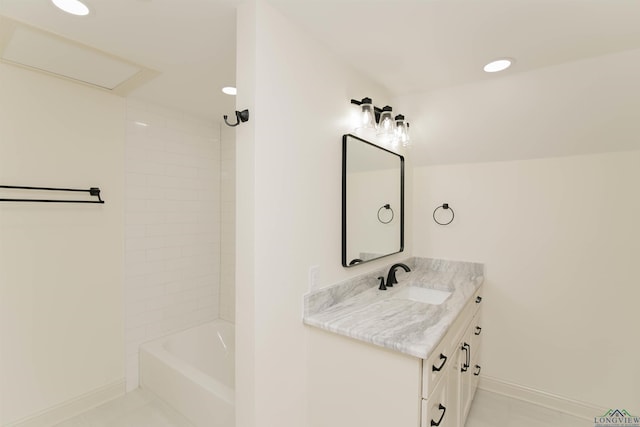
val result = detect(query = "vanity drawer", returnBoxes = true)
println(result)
[421,373,450,427]
[422,333,455,397]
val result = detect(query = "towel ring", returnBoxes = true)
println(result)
[433,203,455,225]
[377,204,394,224]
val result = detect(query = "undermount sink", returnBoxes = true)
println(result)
[392,286,452,305]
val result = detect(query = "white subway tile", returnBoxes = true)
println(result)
[124,101,225,392]
[128,309,163,329]
[125,225,146,239]
[146,246,182,261]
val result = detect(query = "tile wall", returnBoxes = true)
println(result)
[219,127,235,322]
[124,99,222,390]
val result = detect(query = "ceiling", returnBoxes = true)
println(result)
[270,0,640,96]
[0,0,240,122]
[2,0,640,129]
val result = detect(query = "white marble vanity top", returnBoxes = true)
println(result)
[303,257,484,359]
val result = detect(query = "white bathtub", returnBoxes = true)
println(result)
[140,320,235,427]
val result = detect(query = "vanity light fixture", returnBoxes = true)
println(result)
[350,97,411,148]
[51,0,90,16]
[483,58,513,73]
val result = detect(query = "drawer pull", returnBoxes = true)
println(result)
[474,326,482,335]
[432,353,448,372]
[475,296,482,304]
[430,404,446,426]
[474,365,482,376]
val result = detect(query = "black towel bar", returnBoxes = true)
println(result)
[0,185,105,204]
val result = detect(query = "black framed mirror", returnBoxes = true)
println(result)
[342,134,404,267]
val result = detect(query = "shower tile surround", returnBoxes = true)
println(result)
[219,128,236,322]
[124,100,228,390]
[304,258,484,358]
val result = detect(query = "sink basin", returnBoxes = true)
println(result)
[392,286,451,305]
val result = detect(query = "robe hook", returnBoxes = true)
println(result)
[223,109,250,127]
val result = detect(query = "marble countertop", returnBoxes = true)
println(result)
[303,257,484,359]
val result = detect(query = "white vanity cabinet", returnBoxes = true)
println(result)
[421,288,483,427]
[307,286,483,427]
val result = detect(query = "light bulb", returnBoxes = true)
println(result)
[377,106,395,143]
[362,109,373,127]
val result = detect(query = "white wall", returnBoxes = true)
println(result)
[235,2,406,426]
[123,99,222,390]
[413,151,640,412]
[0,64,125,424]
[399,49,640,413]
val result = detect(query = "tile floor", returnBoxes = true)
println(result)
[55,388,590,427]
[53,389,193,427]
[466,390,591,427]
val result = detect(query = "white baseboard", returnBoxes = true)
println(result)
[479,375,606,421]
[4,379,125,427]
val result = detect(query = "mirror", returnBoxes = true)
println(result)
[342,134,404,267]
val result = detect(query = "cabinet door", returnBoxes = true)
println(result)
[459,309,483,424]
[458,325,473,421]
[469,308,483,402]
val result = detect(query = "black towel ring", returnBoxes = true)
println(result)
[377,204,394,224]
[433,203,455,225]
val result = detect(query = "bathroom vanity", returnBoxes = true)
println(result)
[304,258,484,427]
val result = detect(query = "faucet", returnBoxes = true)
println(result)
[385,263,411,288]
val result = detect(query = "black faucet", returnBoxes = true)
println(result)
[385,263,411,288]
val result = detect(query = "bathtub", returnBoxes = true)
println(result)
[140,320,235,427]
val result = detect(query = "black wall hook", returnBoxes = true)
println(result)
[223,109,250,127]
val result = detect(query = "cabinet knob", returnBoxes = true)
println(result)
[474,326,482,335]
[474,365,482,376]
[475,296,482,304]
[430,403,447,426]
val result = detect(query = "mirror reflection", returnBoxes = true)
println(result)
[342,134,404,267]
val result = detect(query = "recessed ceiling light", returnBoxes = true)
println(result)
[222,86,237,96]
[52,0,90,16]
[483,58,513,73]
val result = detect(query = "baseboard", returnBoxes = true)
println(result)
[479,375,606,420]
[4,379,125,427]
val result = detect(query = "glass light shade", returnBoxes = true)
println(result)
[354,98,376,132]
[402,123,411,148]
[377,106,395,141]
[394,114,409,147]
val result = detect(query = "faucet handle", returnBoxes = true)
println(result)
[377,276,387,290]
